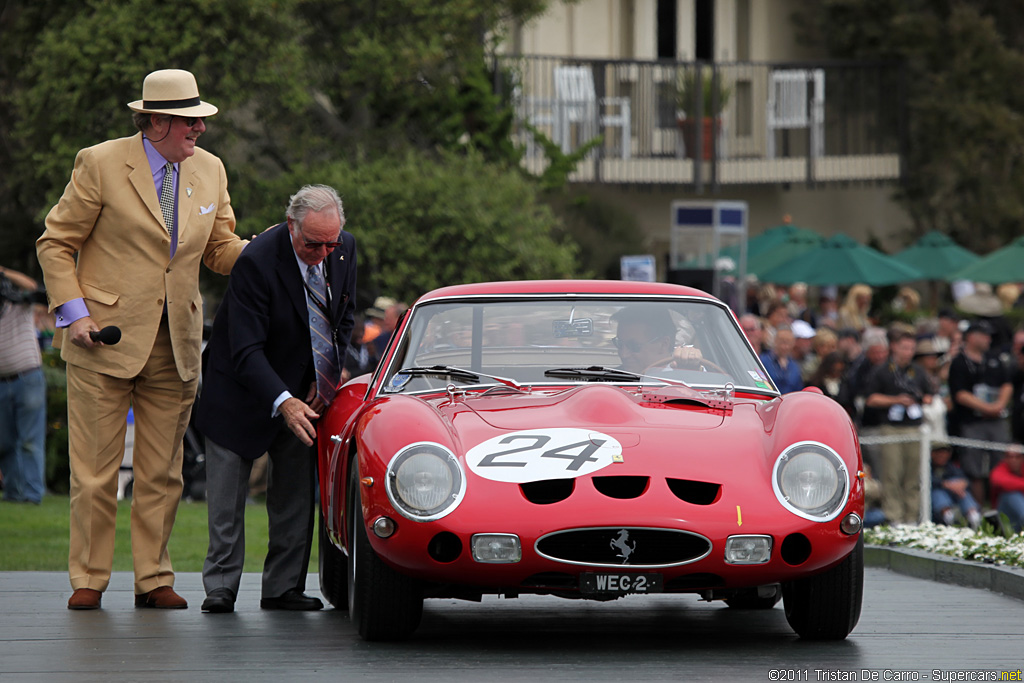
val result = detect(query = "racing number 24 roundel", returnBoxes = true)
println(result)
[466,428,623,484]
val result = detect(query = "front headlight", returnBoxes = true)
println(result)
[385,442,465,521]
[772,441,849,522]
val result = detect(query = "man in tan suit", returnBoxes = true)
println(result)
[37,69,247,610]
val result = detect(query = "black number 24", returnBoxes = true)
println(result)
[477,434,605,471]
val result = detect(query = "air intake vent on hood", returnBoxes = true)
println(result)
[667,479,721,505]
[520,478,575,504]
[592,476,649,499]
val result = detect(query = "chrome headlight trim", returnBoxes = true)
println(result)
[772,440,850,522]
[385,441,465,522]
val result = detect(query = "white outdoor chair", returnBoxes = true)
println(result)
[766,68,825,158]
[523,65,631,159]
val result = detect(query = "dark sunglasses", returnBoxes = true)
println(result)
[303,237,344,249]
[293,222,343,250]
[176,116,205,127]
[612,335,666,353]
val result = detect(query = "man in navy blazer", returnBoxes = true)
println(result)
[196,184,356,613]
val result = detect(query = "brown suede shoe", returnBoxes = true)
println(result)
[134,586,188,609]
[68,588,102,610]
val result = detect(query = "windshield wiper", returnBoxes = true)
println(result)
[393,365,481,384]
[544,366,692,386]
[387,365,523,392]
[544,366,647,382]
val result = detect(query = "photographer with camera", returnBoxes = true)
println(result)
[864,329,936,525]
[0,266,47,504]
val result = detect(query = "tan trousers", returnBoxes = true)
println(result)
[67,321,197,594]
[879,424,922,525]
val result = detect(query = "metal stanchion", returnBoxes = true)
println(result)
[859,428,1021,526]
[918,425,932,525]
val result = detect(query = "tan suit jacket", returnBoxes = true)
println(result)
[37,133,246,381]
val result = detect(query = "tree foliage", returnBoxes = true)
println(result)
[233,148,582,305]
[0,0,310,266]
[0,0,590,301]
[793,0,1024,251]
[293,0,545,159]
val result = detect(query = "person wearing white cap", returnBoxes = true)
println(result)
[789,319,816,371]
[37,69,247,611]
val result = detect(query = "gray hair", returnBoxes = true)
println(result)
[863,329,889,349]
[286,185,345,227]
[738,313,762,330]
[132,112,170,132]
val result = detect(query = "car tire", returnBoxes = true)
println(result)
[724,585,781,609]
[346,460,423,641]
[318,510,348,610]
[782,535,864,640]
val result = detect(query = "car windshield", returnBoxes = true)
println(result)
[379,296,776,395]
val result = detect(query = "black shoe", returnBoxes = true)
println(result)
[260,588,323,611]
[201,588,236,613]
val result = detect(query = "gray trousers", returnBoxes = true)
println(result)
[202,428,315,599]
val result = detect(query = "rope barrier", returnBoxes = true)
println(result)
[856,427,1021,525]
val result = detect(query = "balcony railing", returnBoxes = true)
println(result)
[493,55,907,189]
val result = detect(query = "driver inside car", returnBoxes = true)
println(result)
[611,307,702,374]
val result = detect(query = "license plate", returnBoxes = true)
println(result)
[579,572,663,595]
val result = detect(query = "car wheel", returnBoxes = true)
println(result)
[724,585,781,609]
[318,510,348,610]
[782,535,864,640]
[346,459,423,641]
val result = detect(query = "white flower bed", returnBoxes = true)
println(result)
[866,522,1024,568]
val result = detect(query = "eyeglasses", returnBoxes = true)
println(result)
[612,335,666,353]
[175,116,205,127]
[298,226,343,250]
[303,237,343,249]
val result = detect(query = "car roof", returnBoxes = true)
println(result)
[416,280,716,304]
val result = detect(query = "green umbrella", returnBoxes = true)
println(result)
[748,231,824,279]
[756,234,923,286]
[703,223,821,277]
[947,235,1024,284]
[892,231,980,280]
[746,222,822,259]
[678,223,820,276]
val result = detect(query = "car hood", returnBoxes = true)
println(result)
[421,383,776,486]
[460,384,732,432]
[354,382,855,496]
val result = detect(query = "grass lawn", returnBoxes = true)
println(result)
[0,495,319,573]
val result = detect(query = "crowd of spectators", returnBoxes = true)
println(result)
[742,281,1024,533]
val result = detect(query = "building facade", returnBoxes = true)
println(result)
[498,0,912,279]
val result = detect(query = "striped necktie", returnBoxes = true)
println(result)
[306,264,340,406]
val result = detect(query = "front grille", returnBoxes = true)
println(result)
[535,527,712,568]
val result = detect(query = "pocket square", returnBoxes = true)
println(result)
[199,203,216,215]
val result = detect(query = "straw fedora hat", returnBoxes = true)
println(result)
[128,69,218,117]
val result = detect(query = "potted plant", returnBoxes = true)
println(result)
[676,66,731,160]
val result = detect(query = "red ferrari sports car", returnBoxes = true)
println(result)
[317,280,864,641]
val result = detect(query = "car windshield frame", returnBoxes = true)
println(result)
[372,293,778,398]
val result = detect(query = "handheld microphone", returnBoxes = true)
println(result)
[89,326,122,345]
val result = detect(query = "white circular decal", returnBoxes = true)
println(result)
[466,428,622,483]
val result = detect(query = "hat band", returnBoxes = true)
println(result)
[142,96,201,110]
